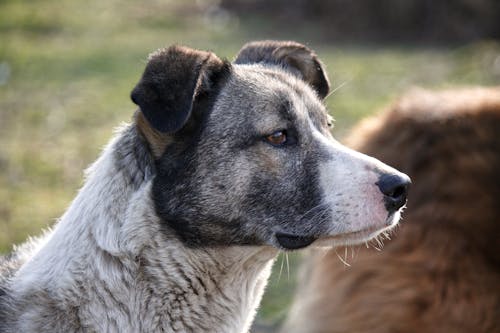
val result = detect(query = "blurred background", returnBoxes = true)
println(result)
[0,0,499,327]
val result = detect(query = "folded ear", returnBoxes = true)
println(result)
[131,45,230,133]
[234,40,330,99]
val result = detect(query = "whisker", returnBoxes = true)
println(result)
[371,236,384,251]
[353,246,361,261]
[322,248,330,260]
[304,206,333,229]
[299,203,330,221]
[377,235,385,248]
[318,248,331,261]
[325,80,349,100]
[285,253,290,281]
[335,248,351,267]
[277,252,284,283]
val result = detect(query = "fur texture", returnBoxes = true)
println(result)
[0,126,277,333]
[282,86,500,333]
[0,41,409,332]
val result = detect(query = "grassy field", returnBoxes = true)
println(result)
[1,0,499,325]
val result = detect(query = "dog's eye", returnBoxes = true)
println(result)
[265,130,287,146]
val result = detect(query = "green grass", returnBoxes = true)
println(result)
[1,0,499,324]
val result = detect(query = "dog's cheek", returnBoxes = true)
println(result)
[242,154,324,233]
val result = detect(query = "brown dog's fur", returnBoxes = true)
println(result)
[283,87,500,333]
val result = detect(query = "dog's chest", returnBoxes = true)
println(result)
[93,242,277,333]
[142,261,272,332]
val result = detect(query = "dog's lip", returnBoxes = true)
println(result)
[275,225,384,250]
[317,222,396,247]
[275,215,399,250]
[275,232,318,250]
[326,225,382,241]
[329,213,399,240]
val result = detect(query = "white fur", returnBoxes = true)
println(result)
[309,118,402,246]
[7,128,278,333]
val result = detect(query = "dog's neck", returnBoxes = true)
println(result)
[9,126,277,333]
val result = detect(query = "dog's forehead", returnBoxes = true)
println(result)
[210,64,327,127]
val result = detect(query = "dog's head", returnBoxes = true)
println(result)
[131,41,410,250]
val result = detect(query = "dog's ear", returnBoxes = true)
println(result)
[234,40,330,99]
[131,45,229,133]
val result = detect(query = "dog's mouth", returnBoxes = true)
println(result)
[275,214,400,250]
[275,232,318,250]
[276,227,381,251]
[316,215,400,248]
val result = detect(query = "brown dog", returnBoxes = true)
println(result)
[282,87,500,333]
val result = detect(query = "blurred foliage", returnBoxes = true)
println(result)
[223,0,500,42]
[0,0,499,325]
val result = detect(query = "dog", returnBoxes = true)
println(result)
[282,87,500,333]
[0,40,410,333]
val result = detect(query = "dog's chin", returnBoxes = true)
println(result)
[273,212,400,251]
[315,211,401,248]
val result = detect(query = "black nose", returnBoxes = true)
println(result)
[377,173,411,211]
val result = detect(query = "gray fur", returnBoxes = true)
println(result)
[0,41,409,332]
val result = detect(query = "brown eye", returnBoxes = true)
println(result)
[265,130,287,146]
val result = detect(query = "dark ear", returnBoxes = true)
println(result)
[131,45,229,133]
[234,40,330,99]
